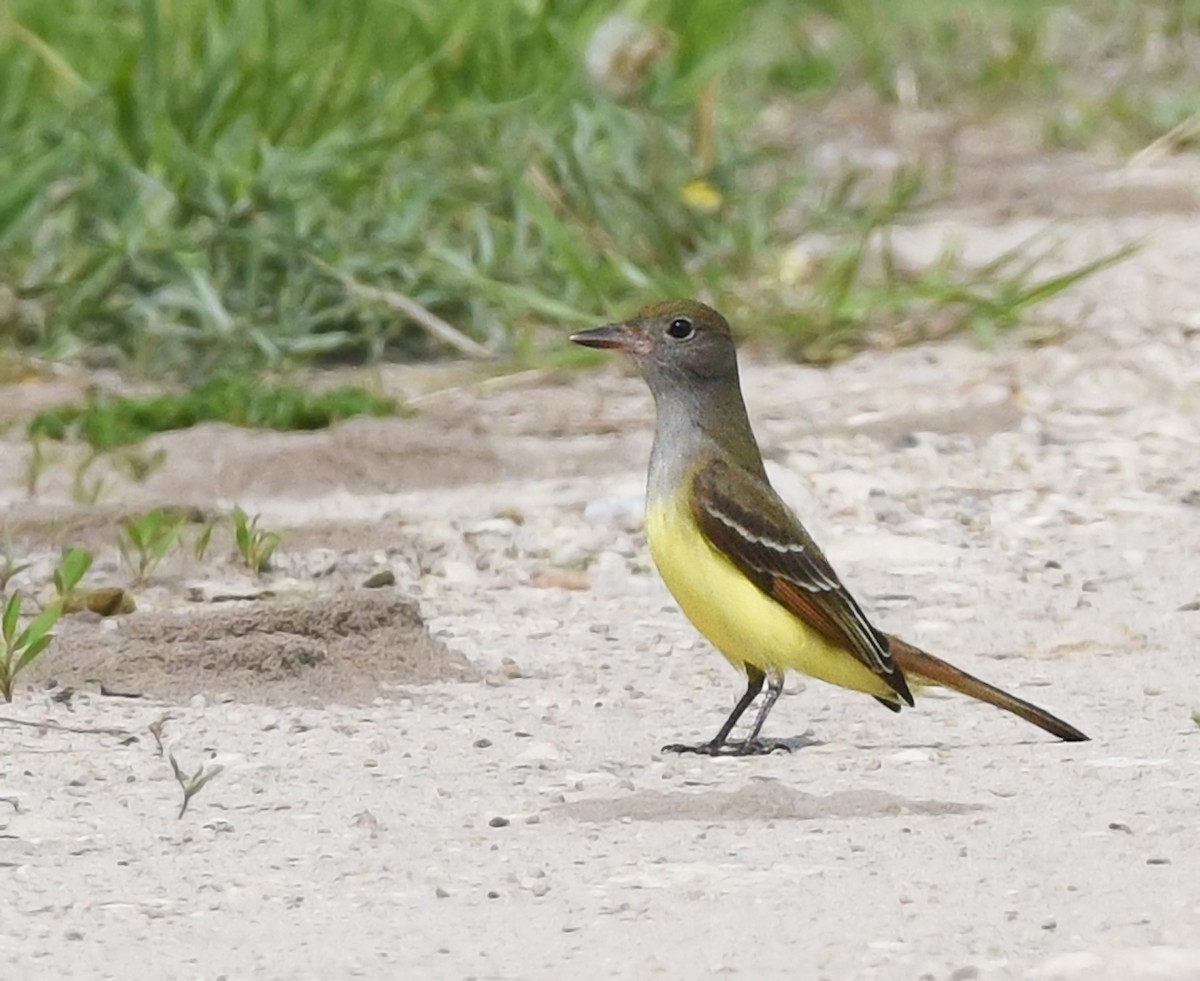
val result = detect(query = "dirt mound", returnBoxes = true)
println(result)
[33,592,477,704]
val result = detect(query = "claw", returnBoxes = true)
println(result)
[662,738,793,757]
[733,738,792,756]
[661,740,723,756]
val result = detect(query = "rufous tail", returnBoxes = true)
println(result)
[886,635,1089,742]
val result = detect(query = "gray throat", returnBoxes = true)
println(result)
[645,380,767,504]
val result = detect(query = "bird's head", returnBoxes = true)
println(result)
[570,300,739,391]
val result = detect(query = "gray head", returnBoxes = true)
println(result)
[570,299,741,398]
[571,300,763,477]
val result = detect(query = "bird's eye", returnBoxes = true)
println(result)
[667,317,695,340]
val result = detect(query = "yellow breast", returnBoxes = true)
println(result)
[644,488,894,698]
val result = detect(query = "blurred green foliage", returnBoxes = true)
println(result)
[0,1,1195,375]
[27,376,398,449]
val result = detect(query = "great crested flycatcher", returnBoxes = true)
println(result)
[572,300,1088,755]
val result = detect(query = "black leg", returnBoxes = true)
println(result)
[733,674,791,755]
[663,665,764,756]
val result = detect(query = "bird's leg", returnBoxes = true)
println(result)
[662,666,764,756]
[732,673,791,756]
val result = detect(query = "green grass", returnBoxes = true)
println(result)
[27,376,399,450]
[737,169,1140,359]
[1,0,792,374]
[117,508,186,584]
[0,546,90,702]
[0,1,1194,376]
[232,506,281,576]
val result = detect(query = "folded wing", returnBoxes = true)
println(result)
[691,456,914,706]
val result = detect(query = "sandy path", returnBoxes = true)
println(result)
[3,148,1200,980]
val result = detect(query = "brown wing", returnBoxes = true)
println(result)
[691,457,913,706]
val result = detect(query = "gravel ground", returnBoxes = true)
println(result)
[2,143,1199,980]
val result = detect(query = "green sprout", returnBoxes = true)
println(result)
[23,437,50,498]
[192,519,217,561]
[232,507,281,576]
[0,541,32,593]
[0,547,91,702]
[169,752,225,819]
[118,509,187,584]
[54,547,94,605]
[70,451,109,506]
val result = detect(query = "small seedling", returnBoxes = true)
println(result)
[233,507,281,575]
[148,715,168,757]
[118,509,186,584]
[169,752,224,819]
[110,447,168,483]
[70,451,109,506]
[0,541,32,593]
[0,548,90,702]
[23,437,50,498]
[0,595,59,703]
[192,519,218,561]
[54,546,94,607]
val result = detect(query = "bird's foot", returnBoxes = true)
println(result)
[661,738,792,757]
[732,738,793,756]
[661,740,724,756]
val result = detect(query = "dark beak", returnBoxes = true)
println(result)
[570,322,645,353]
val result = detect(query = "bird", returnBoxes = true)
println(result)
[571,299,1088,755]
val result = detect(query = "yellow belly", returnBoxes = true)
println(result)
[645,491,894,698]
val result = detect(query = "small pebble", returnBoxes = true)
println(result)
[488,816,510,828]
[583,495,642,525]
[889,749,931,764]
[513,741,561,765]
[531,568,590,591]
[85,587,136,616]
[465,518,518,538]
